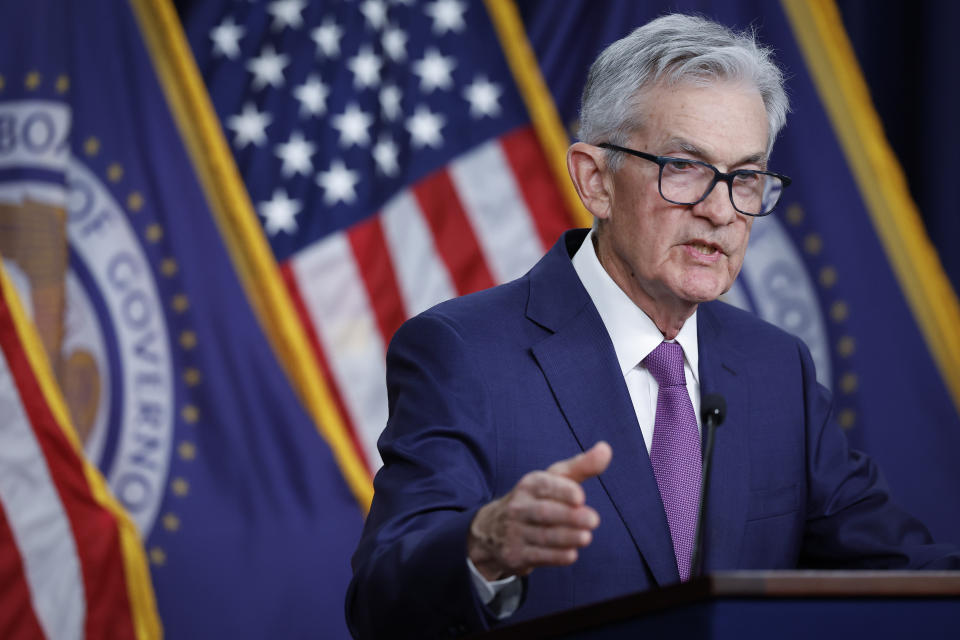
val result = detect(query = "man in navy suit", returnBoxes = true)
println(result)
[346,14,958,639]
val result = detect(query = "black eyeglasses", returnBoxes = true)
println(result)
[598,143,792,217]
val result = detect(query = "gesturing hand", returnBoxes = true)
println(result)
[467,442,613,581]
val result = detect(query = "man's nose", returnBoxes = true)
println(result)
[693,180,738,226]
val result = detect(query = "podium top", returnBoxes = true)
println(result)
[702,570,960,596]
[474,571,960,639]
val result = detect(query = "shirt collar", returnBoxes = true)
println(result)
[572,230,699,380]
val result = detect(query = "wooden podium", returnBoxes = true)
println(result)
[475,572,960,639]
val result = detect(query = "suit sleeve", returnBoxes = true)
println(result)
[345,311,504,639]
[796,340,960,569]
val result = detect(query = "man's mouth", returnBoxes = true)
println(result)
[688,241,721,256]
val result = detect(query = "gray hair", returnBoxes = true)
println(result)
[577,14,789,167]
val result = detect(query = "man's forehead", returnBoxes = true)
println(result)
[633,82,769,165]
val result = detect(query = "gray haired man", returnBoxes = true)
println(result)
[347,14,958,639]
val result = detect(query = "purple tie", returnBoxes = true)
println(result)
[644,341,702,581]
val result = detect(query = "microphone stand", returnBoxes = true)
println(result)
[689,394,725,580]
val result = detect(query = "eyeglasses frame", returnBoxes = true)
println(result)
[597,142,793,217]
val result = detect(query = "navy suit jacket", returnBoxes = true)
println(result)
[347,230,957,639]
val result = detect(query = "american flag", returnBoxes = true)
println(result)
[0,263,160,639]
[181,0,575,475]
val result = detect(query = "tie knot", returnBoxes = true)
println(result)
[643,341,686,387]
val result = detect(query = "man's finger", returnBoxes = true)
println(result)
[522,546,579,571]
[516,499,599,529]
[518,471,585,505]
[547,441,613,483]
[520,523,595,549]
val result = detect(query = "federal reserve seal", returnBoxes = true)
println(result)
[0,98,175,536]
[724,212,833,388]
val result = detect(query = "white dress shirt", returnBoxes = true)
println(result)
[469,230,702,615]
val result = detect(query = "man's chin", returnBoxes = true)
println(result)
[674,262,736,299]
[676,280,729,305]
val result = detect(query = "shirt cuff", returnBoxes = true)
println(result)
[466,557,523,619]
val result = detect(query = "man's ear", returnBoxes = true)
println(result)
[567,142,612,221]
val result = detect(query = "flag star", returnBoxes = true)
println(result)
[294,75,329,117]
[259,188,301,235]
[379,84,402,121]
[360,0,389,30]
[373,135,400,176]
[274,131,316,177]
[317,160,360,205]
[210,16,245,59]
[463,76,502,118]
[331,104,373,147]
[226,102,272,148]
[247,45,289,90]
[381,25,407,62]
[311,19,343,58]
[347,46,382,89]
[424,0,467,34]
[267,0,306,31]
[412,48,456,93]
[406,105,445,148]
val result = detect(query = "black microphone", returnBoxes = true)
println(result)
[689,393,726,580]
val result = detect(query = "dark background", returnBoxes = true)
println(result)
[838,0,960,295]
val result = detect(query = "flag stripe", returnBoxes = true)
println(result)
[0,380,83,640]
[413,171,496,296]
[0,316,91,638]
[0,310,86,640]
[380,190,458,319]
[281,261,373,475]
[0,502,47,639]
[484,0,591,227]
[0,297,136,640]
[0,259,156,639]
[348,216,408,346]
[449,138,545,283]
[290,235,387,470]
[500,127,574,248]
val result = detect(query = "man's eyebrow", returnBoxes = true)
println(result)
[666,138,767,168]
[670,139,707,158]
[738,151,768,168]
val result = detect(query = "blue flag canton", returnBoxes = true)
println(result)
[185,0,529,263]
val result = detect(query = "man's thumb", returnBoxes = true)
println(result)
[547,441,612,483]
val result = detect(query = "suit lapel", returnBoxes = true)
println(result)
[531,313,680,586]
[697,304,750,571]
[526,231,679,585]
